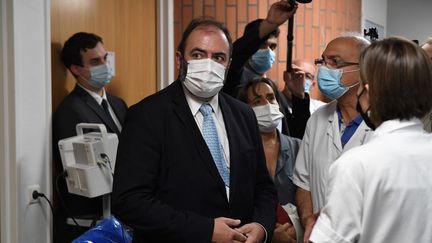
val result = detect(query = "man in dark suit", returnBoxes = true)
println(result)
[52,32,127,242]
[112,17,277,242]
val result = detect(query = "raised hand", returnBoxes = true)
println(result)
[284,63,306,99]
[266,0,298,26]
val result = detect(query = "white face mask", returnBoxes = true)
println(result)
[183,59,226,98]
[252,103,284,133]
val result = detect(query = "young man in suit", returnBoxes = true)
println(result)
[112,17,279,242]
[52,32,127,242]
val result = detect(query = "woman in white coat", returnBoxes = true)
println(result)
[309,37,432,243]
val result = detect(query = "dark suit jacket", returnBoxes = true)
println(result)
[222,20,310,139]
[52,84,127,238]
[279,92,311,139]
[112,80,277,242]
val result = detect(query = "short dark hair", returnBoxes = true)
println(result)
[60,32,103,69]
[237,77,281,104]
[360,36,432,124]
[244,19,280,40]
[177,16,233,58]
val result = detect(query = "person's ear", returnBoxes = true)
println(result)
[70,64,81,76]
[225,58,232,71]
[175,51,182,70]
[364,83,370,101]
[364,83,369,93]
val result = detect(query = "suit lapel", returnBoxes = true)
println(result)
[74,85,120,135]
[327,109,343,154]
[219,94,239,202]
[107,93,126,125]
[171,81,228,201]
[344,122,372,151]
[275,135,289,176]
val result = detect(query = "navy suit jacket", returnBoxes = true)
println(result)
[112,80,277,242]
[52,84,127,219]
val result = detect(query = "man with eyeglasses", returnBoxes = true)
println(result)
[282,59,326,114]
[292,34,373,243]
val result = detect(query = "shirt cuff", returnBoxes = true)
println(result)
[292,177,310,191]
[309,216,350,243]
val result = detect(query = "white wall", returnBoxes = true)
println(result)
[362,0,388,37]
[387,0,432,43]
[1,0,52,242]
[157,0,175,90]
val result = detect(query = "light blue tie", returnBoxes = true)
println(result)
[199,103,230,187]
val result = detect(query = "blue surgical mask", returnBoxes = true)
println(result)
[249,48,276,74]
[317,66,359,100]
[87,63,114,89]
[304,78,312,93]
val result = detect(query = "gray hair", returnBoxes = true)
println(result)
[340,32,371,53]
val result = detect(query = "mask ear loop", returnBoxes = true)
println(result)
[346,81,360,89]
[342,69,361,89]
[178,55,188,82]
[341,68,360,74]
[76,65,91,83]
[357,86,372,115]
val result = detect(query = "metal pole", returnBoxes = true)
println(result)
[286,15,294,71]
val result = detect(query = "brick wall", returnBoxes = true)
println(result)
[174,0,361,90]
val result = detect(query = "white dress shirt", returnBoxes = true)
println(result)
[183,87,231,199]
[77,83,122,131]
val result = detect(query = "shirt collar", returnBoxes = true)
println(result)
[183,84,219,116]
[278,130,289,152]
[77,83,107,105]
[337,108,363,127]
[373,118,423,137]
[352,114,364,126]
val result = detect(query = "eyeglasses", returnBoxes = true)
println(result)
[314,58,359,69]
[304,72,315,80]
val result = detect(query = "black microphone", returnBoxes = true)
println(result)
[287,0,312,12]
[286,0,313,70]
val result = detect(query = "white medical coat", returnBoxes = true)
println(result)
[310,118,432,243]
[292,100,372,212]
